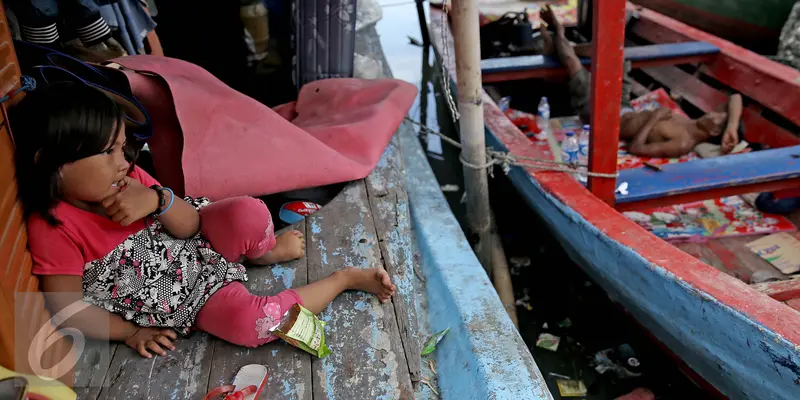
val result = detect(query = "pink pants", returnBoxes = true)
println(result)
[193,197,303,348]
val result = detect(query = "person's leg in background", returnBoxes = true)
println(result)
[7,0,61,46]
[539,5,592,120]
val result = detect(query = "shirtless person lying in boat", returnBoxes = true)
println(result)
[539,5,743,158]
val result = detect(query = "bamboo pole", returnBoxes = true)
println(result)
[450,0,493,273]
[490,217,519,328]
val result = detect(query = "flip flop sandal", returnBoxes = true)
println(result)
[204,364,268,400]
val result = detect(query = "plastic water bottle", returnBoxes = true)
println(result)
[578,124,590,164]
[561,131,580,164]
[536,97,550,140]
[498,96,512,113]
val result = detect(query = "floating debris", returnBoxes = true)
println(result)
[515,289,533,311]
[557,318,572,328]
[542,322,549,329]
[591,346,642,378]
[509,256,531,275]
[440,184,460,192]
[422,328,450,356]
[548,372,571,380]
[535,333,560,352]
[509,256,531,267]
[556,379,587,397]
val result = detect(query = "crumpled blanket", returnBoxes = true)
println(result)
[111,55,417,200]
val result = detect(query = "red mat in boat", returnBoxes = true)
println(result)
[623,196,796,243]
[110,56,417,200]
[505,89,698,170]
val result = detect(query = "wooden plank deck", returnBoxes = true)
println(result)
[73,135,423,400]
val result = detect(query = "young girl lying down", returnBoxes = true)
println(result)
[13,82,395,358]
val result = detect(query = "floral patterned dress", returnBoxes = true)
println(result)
[81,197,248,335]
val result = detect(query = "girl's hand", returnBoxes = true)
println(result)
[102,177,159,226]
[124,327,178,358]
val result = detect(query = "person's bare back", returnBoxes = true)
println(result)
[620,100,739,158]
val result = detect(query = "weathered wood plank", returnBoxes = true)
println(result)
[307,181,414,400]
[714,237,788,283]
[97,331,213,399]
[364,132,422,385]
[207,222,312,400]
[74,342,116,400]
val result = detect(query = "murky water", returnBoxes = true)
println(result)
[376,2,706,399]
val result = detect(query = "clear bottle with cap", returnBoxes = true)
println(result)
[536,96,550,140]
[578,124,590,165]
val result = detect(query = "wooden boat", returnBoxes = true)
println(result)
[630,0,796,53]
[0,4,548,399]
[431,1,800,398]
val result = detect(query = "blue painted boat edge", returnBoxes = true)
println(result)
[398,121,553,400]
[483,128,800,399]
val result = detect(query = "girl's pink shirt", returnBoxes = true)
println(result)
[27,166,160,276]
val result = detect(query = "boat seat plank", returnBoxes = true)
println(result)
[307,179,414,400]
[207,222,312,400]
[482,41,720,82]
[616,145,800,208]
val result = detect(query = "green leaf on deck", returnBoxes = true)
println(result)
[421,328,450,356]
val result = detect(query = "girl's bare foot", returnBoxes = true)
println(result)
[251,230,305,265]
[341,267,396,303]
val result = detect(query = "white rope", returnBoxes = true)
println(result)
[406,117,620,179]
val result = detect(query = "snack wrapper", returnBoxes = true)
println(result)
[270,304,332,358]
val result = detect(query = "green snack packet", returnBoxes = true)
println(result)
[270,304,332,358]
[421,328,450,356]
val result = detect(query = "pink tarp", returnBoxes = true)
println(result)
[111,56,417,200]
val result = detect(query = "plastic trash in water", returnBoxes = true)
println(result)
[556,379,587,397]
[536,333,561,352]
[591,346,643,379]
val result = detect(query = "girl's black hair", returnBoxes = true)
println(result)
[10,82,128,226]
